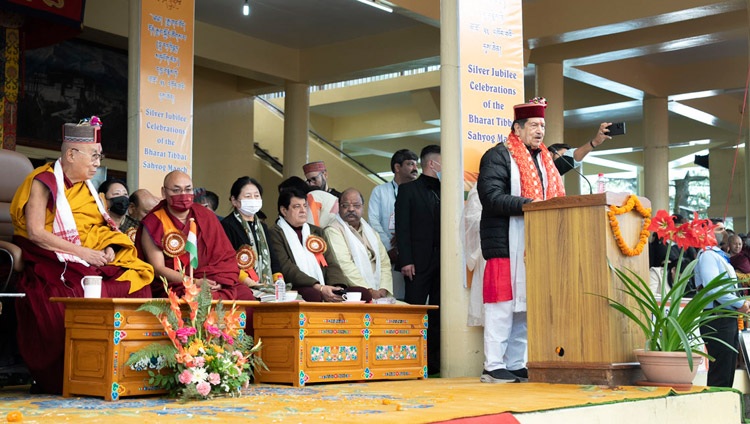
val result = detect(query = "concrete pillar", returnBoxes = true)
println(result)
[126,0,142,190]
[535,63,564,146]
[440,0,484,378]
[283,81,310,179]
[745,140,750,231]
[536,62,580,194]
[746,5,750,231]
[642,97,670,211]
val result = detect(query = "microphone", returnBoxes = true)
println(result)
[549,147,593,195]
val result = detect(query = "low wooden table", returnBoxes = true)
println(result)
[52,298,256,400]
[253,302,437,386]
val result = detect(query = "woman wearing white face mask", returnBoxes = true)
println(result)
[221,177,279,294]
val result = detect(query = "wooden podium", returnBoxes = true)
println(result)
[523,192,649,385]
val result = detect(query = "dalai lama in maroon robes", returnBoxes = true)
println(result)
[10,118,154,394]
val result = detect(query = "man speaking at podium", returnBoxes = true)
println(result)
[476,97,566,383]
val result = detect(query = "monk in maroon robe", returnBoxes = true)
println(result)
[136,171,255,303]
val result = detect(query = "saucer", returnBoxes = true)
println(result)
[343,300,366,304]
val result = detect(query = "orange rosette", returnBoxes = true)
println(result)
[126,227,137,243]
[236,245,259,281]
[162,229,186,258]
[162,229,186,271]
[306,234,328,267]
[236,245,256,270]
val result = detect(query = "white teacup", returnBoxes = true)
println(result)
[342,292,362,302]
[285,291,298,301]
[81,276,103,299]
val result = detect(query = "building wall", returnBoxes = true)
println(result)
[192,66,257,216]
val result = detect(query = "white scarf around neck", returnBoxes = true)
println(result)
[52,159,116,266]
[277,217,326,285]
[334,215,381,289]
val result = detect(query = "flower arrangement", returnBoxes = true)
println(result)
[602,209,747,370]
[126,276,264,400]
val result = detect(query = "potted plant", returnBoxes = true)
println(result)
[603,209,747,386]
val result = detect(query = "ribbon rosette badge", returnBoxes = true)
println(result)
[162,229,186,258]
[236,245,259,281]
[306,235,328,267]
[126,227,137,243]
[236,245,257,270]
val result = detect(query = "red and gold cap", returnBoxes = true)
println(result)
[302,161,326,174]
[513,97,547,121]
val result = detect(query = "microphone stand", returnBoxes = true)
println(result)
[549,147,594,195]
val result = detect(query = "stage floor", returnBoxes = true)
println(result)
[0,377,742,423]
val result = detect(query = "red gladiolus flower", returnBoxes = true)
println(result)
[648,210,675,241]
[672,223,691,250]
[650,210,717,250]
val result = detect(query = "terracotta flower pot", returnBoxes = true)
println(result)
[634,349,703,385]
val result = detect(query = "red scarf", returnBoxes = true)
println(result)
[505,131,565,200]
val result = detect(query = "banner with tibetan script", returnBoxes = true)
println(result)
[137,0,194,194]
[459,0,524,183]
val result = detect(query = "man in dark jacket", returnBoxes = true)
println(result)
[476,98,567,383]
[395,144,441,375]
[268,188,371,303]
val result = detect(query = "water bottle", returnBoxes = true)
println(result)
[273,272,286,302]
[596,173,607,193]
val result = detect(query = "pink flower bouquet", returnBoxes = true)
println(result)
[126,276,265,400]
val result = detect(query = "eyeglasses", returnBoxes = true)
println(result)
[165,187,193,195]
[340,203,363,210]
[306,173,324,183]
[71,148,105,162]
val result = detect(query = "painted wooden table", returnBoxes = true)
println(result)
[252,302,437,386]
[52,297,256,401]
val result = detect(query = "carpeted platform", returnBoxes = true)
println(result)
[0,377,715,423]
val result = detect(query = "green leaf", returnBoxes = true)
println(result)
[124,343,178,368]
[596,253,748,358]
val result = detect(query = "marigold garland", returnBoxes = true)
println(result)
[607,194,652,257]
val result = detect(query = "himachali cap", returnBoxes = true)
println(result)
[63,116,102,144]
[303,161,327,174]
[513,97,547,121]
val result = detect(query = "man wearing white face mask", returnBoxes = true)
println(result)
[221,177,280,297]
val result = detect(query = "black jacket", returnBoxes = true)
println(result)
[395,174,440,271]
[220,213,280,273]
[477,143,533,259]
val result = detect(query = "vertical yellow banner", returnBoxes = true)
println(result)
[459,0,524,182]
[138,0,194,193]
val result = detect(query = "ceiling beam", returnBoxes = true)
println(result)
[530,11,746,64]
[524,0,745,48]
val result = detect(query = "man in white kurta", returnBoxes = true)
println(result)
[327,188,393,298]
[368,149,418,299]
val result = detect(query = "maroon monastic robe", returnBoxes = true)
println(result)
[136,200,255,302]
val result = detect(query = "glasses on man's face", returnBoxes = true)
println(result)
[71,148,105,162]
[340,203,363,210]
[306,173,324,184]
[166,187,193,195]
